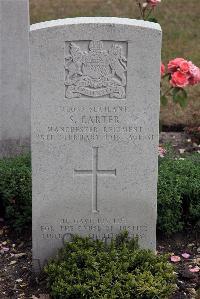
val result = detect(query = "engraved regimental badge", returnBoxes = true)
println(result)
[64,40,127,99]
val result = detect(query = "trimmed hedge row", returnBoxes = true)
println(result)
[0,154,31,232]
[157,153,200,234]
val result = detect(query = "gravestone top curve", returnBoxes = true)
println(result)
[30,17,161,32]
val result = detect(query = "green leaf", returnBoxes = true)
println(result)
[172,88,188,108]
[147,17,158,23]
[161,95,168,106]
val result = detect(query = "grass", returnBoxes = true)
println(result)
[30,0,200,126]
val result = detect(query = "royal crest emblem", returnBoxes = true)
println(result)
[64,40,127,99]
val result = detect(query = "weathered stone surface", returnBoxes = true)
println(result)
[31,17,162,270]
[0,0,30,158]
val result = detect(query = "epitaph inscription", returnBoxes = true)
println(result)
[65,40,127,99]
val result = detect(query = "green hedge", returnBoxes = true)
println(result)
[157,153,200,234]
[0,154,31,232]
[0,152,199,235]
[45,232,176,299]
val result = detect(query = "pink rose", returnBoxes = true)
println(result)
[147,0,161,7]
[189,266,200,273]
[179,60,190,74]
[161,63,165,77]
[170,71,189,88]
[168,58,185,73]
[158,146,166,158]
[181,253,190,259]
[167,58,200,87]
[188,62,200,85]
[170,255,181,263]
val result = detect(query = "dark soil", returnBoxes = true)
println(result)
[160,128,200,155]
[0,223,199,299]
[159,231,200,299]
[0,223,48,299]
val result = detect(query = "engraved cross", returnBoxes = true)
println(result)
[74,147,116,212]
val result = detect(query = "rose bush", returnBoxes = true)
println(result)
[167,58,200,87]
[161,58,200,107]
[136,0,161,20]
[136,1,200,107]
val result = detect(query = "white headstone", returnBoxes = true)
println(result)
[31,17,162,271]
[0,0,30,157]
